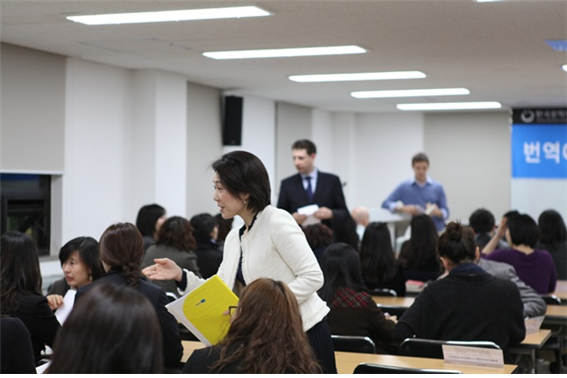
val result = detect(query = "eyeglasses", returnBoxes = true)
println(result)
[228,305,238,317]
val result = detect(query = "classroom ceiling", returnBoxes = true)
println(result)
[1,0,566,113]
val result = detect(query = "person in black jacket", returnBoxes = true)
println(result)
[0,316,36,373]
[47,283,163,374]
[393,222,525,358]
[190,213,223,279]
[0,231,61,365]
[75,222,182,369]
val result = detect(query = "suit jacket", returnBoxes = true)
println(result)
[1,317,36,373]
[75,269,183,368]
[478,258,546,318]
[10,292,61,364]
[277,171,348,228]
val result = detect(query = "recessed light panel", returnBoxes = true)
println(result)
[562,64,567,72]
[352,88,469,99]
[203,45,366,60]
[397,102,502,111]
[289,71,426,83]
[66,6,270,25]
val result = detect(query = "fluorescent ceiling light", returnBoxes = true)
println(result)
[66,6,270,25]
[203,45,366,60]
[397,102,502,111]
[289,71,426,83]
[562,64,567,72]
[352,88,469,99]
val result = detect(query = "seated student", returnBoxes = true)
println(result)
[393,222,525,355]
[0,231,61,365]
[319,243,396,351]
[483,213,557,294]
[136,203,167,252]
[183,278,322,374]
[0,316,36,374]
[303,223,334,264]
[46,236,105,310]
[398,214,443,282]
[536,209,567,280]
[469,208,508,250]
[360,222,406,296]
[190,213,223,279]
[47,283,163,374]
[142,216,201,295]
[75,223,183,369]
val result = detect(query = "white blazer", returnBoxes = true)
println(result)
[185,205,329,331]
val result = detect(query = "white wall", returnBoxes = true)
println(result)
[1,43,65,172]
[424,111,511,224]
[64,59,134,245]
[186,82,223,217]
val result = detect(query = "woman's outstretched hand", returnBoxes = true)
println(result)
[142,258,183,282]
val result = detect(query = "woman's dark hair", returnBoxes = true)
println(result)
[507,213,540,248]
[210,278,321,374]
[190,213,217,243]
[99,223,143,287]
[332,214,360,250]
[212,151,271,214]
[318,242,366,303]
[359,222,397,284]
[135,204,166,237]
[303,223,333,250]
[538,209,567,245]
[399,214,440,271]
[0,231,42,314]
[438,221,477,265]
[156,216,197,251]
[215,213,233,243]
[47,283,163,374]
[58,236,105,282]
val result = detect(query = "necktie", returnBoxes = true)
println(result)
[305,176,313,203]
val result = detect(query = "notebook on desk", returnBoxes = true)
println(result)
[525,315,545,334]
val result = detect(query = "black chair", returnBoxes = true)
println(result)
[331,335,377,354]
[353,363,462,374]
[542,294,561,305]
[399,338,501,359]
[368,288,398,297]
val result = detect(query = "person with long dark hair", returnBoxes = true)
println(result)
[319,243,395,351]
[0,231,61,365]
[75,222,182,369]
[394,222,525,359]
[135,203,167,252]
[398,214,442,282]
[190,213,223,279]
[536,209,567,280]
[360,222,406,296]
[47,283,163,374]
[46,236,105,310]
[183,278,322,374]
[143,150,336,373]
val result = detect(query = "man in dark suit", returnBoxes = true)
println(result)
[277,139,348,228]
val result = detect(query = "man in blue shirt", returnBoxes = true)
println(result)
[382,153,449,232]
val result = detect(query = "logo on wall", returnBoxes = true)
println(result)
[513,108,567,124]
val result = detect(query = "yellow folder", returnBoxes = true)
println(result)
[166,275,239,346]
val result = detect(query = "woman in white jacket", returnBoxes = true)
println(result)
[143,150,336,373]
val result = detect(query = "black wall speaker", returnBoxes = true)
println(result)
[222,96,243,146]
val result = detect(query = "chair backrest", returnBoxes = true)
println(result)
[399,338,501,359]
[331,335,377,354]
[353,363,462,374]
[542,294,561,305]
[368,288,398,297]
